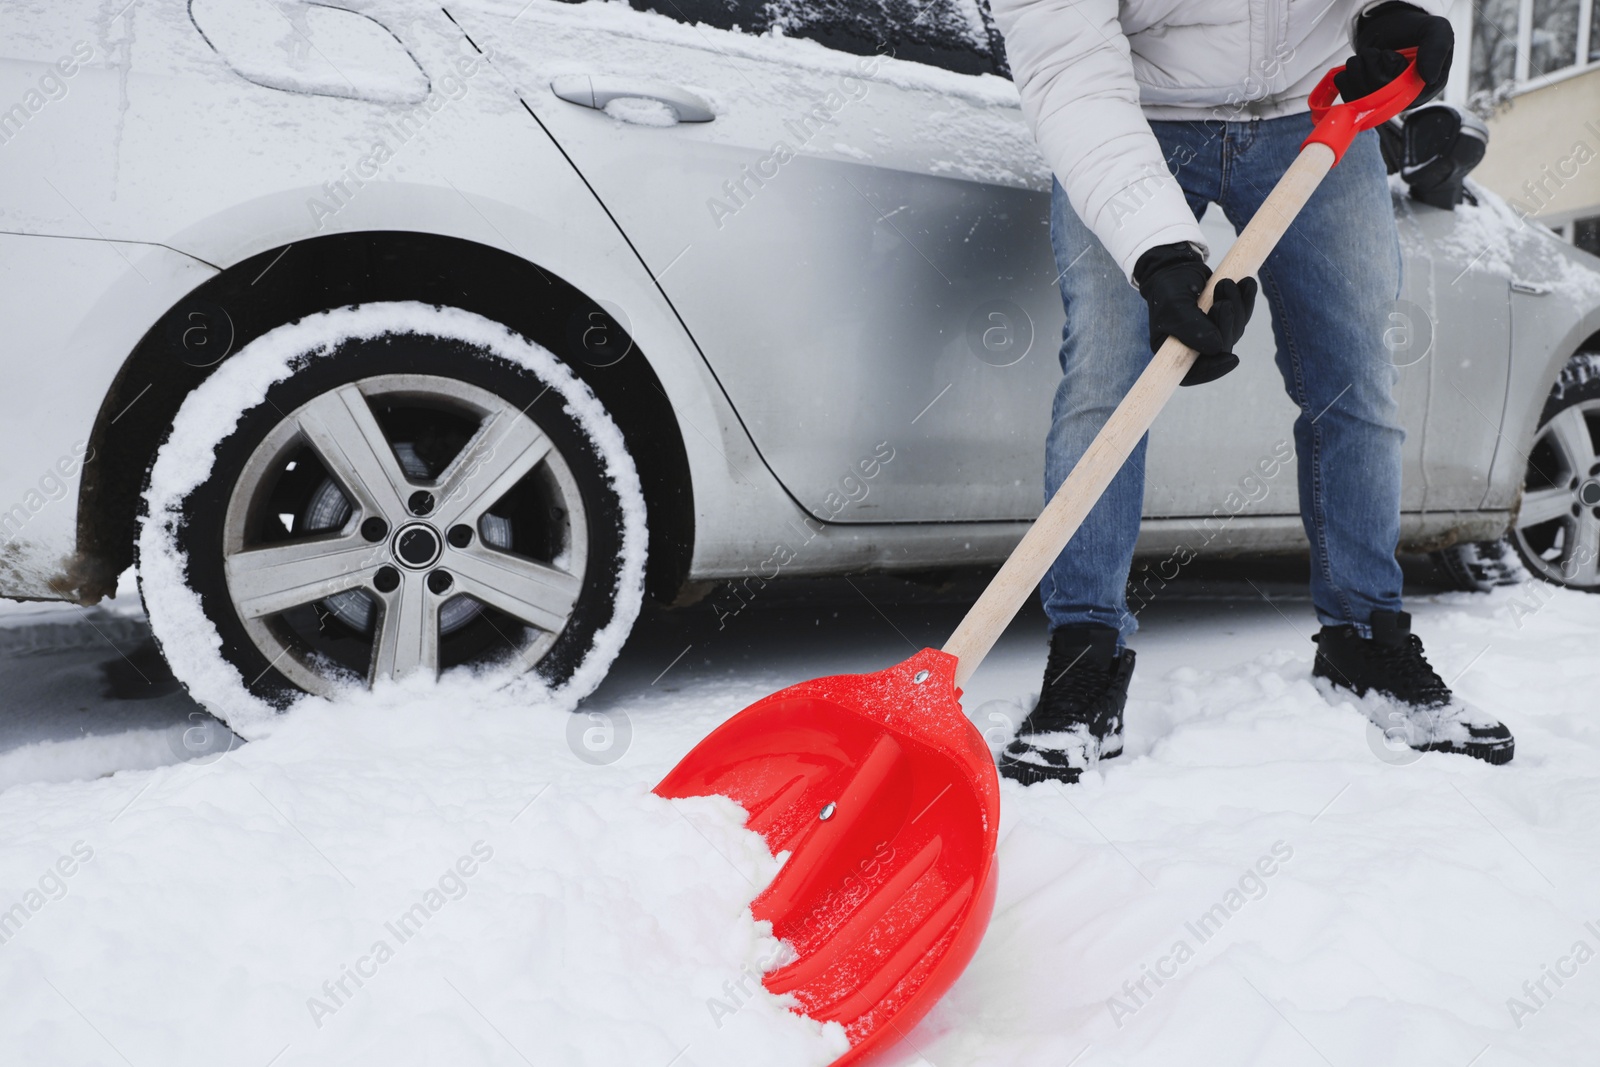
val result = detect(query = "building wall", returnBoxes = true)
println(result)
[1472,67,1600,225]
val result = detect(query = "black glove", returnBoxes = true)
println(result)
[1335,1,1453,107]
[1132,242,1257,387]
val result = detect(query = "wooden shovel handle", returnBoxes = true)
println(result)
[943,142,1337,688]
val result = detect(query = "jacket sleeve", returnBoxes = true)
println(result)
[990,0,1206,283]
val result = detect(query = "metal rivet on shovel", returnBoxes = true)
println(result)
[653,50,1420,1067]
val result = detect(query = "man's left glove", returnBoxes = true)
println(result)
[1335,1,1453,106]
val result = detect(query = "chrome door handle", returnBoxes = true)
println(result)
[549,75,714,123]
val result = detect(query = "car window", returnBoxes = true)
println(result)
[600,0,1010,78]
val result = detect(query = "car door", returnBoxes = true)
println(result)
[1398,199,1511,514]
[1142,201,1434,520]
[450,0,1066,524]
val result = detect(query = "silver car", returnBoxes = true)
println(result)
[2,0,1597,717]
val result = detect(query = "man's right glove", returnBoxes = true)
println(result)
[1334,1,1454,106]
[1132,242,1258,387]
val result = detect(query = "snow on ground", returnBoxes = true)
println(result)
[0,559,1596,1066]
[938,574,1600,1067]
[0,572,208,793]
[0,586,842,1067]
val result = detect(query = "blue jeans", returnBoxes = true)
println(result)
[1042,112,1406,643]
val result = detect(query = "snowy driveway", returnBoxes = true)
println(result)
[0,563,1595,1066]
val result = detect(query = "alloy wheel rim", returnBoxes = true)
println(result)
[1513,397,1600,588]
[220,374,589,695]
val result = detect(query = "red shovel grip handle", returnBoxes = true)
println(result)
[1303,46,1423,163]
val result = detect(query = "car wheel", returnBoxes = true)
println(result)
[1507,359,1600,592]
[138,303,646,735]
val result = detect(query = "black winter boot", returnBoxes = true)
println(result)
[998,625,1134,785]
[1313,609,1514,765]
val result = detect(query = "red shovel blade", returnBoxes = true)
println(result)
[655,647,1000,1066]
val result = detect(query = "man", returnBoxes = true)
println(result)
[989,0,1515,783]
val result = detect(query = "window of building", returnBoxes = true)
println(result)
[1575,215,1600,257]
[1471,0,1598,102]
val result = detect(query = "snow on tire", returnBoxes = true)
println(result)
[137,303,647,738]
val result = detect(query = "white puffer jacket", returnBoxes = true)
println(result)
[989,0,1443,280]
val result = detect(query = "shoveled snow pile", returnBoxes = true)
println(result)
[0,669,846,1067]
[0,725,191,794]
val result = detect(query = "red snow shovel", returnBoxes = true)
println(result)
[656,53,1423,1067]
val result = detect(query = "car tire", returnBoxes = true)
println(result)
[1505,355,1600,593]
[1429,537,1525,592]
[137,303,647,736]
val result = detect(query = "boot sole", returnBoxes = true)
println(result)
[999,760,1083,785]
[1418,737,1515,766]
[996,734,1122,786]
[1312,673,1515,766]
